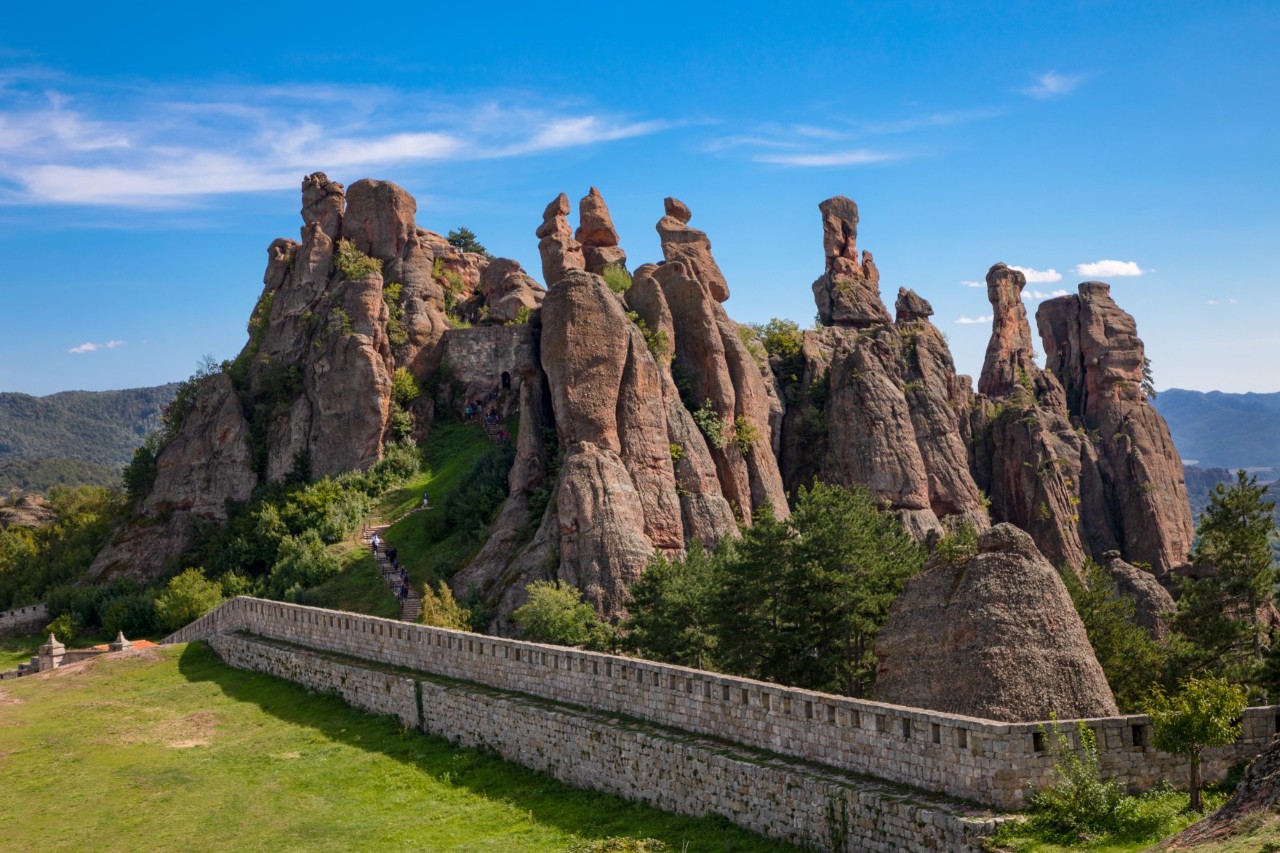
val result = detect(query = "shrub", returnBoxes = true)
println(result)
[601,263,632,294]
[391,367,421,407]
[1027,720,1127,839]
[732,414,761,454]
[44,612,79,644]
[99,590,159,638]
[512,581,613,650]
[267,530,341,599]
[691,400,727,450]
[154,567,224,632]
[932,521,978,567]
[334,239,382,280]
[384,282,408,346]
[418,581,472,630]
[750,318,803,361]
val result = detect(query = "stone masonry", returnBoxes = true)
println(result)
[0,602,48,637]
[208,631,1000,852]
[169,597,1280,814]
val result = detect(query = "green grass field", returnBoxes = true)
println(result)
[0,642,792,852]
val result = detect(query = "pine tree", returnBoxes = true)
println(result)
[1174,470,1278,697]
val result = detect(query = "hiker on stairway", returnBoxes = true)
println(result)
[370,533,380,555]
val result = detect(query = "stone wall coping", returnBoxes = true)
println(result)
[169,596,1280,734]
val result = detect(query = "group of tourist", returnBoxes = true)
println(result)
[370,533,412,602]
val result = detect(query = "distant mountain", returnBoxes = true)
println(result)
[1153,389,1280,473]
[0,384,180,493]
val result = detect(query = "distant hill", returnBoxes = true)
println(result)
[0,384,179,493]
[1153,389,1280,473]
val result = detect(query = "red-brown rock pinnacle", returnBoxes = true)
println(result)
[811,196,891,327]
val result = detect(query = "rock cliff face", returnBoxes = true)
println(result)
[873,524,1119,721]
[92,179,1192,655]
[1037,283,1194,574]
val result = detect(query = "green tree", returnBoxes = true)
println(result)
[711,483,925,696]
[748,318,804,361]
[446,227,490,257]
[1174,470,1278,695]
[154,567,225,632]
[511,581,613,650]
[1061,560,1166,712]
[266,530,340,599]
[621,543,721,669]
[1147,676,1248,812]
[418,581,472,630]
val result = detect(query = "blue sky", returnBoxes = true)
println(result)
[1,1,1276,395]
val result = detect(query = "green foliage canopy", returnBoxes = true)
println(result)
[512,581,613,650]
[1147,675,1248,812]
[154,567,224,632]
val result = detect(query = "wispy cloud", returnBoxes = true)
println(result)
[1010,265,1063,283]
[960,280,984,288]
[1023,70,1086,100]
[707,106,1002,168]
[68,339,124,354]
[863,107,1006,135]
[0,75,673,208]
[955,315,991,325]
[1074,259,1145,278]
[753,149,900,167]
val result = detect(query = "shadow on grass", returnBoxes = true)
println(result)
[176,641,789,852]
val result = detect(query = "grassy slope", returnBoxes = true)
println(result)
[306,420,495,617]
[0,634,42,670]
[0,643,791,852]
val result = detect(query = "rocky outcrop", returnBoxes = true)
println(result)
[538,270,684,617]
[0,494,55,529]
[969,263,1098,572]
[479,259,545,324]
[1104,551,1176,640]
[811,196,891,328]
[656,197,730,303]
[978,263,1041,398]
[874,523,1119,721]
[536,193,585,286]
[91,373,257,579]
[780,202,988,538]
[575,187,627,275]
[655,203,788,521]
[1037,283,1194,574]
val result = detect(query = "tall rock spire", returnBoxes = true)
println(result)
[575,187,627,275]
[811,196,891,327]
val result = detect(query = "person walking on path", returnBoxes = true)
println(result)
[421,489,430,510]
[370,533,380,555]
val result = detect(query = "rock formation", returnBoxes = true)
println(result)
[535,193,585,286]
[575,187,627,275]
[779,200,988,539]
[91,372,257,579]
[1037,283,1194,574]
[89,179,1193,653]
[1104,551,1176,640]
[0,494,55,529]
[873,523,1119,721]
[811,196,891,328]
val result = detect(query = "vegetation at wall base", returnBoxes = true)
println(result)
[0,642,791,852]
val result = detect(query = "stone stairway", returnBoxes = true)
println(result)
[363,523,421,622]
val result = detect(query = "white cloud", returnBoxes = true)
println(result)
[753,149,900,167]
[863,107,1006,135]
[0,77,674,207]
[955,315,992,325]
[1010,265,1063,283]
[68,339,124,354]
[1023,70,1086,100]
[1229,298,1238,304]
[960,280,983,288]
[1074,259,1145,278]
[1021,288,1072,301]
[1207,299,1218,305]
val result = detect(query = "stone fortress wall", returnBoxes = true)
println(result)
[0,602,47,636]
[170,597,1280,808]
